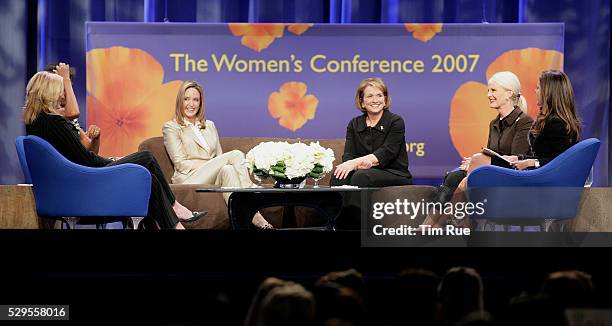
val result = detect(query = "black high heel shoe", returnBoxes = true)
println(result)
[181,211,208,223]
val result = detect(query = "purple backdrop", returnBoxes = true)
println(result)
[86,23,564,178]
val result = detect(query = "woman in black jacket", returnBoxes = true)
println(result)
[509,70,581,170]
[331,77,412,187]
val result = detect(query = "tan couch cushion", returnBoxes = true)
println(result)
[138,137,174,184]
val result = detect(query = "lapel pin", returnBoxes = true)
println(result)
[380,126,384,130]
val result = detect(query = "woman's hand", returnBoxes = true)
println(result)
[511,159,534,170]
[86,125,101,140]
[334,160,357,180]
[79,129,91,147]
[459,156,472,171]
[356,160,373,170]
[356,154,379,170]
[502,155,519,163]
[56,63,71,82]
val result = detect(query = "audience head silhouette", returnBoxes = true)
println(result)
[541,270,595,308]
[439,266,485,323]
[256,282,315,326]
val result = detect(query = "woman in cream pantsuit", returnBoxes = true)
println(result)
[163,80,273,229]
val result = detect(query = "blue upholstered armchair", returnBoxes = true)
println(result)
[15,136,32,184]
[15,135,152,229]
[466,138,600,230]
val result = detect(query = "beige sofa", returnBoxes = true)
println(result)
[138,137,436,229]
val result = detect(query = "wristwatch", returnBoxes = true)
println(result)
[534,160,540,168]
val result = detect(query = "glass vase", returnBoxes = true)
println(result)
[273,176,306,189]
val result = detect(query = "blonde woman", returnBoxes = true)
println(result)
[24,71,202,229]
[162,80,272,229]
[44,62,101,154]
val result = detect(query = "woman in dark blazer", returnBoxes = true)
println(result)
[23,71,204,229]
[509,70,581,170]
[423,71,533,227]
[331,77,412,187]
[432,72,533,200]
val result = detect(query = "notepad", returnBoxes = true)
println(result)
[481,147,513,164]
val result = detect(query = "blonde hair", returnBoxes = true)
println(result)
[23,71,64,124]
[488,71,528,113]
[174,80,205,127]
[354,77,391,112]
[533,70,581,143]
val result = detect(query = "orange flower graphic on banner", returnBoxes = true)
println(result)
[449,82,497,158]
[404,23,443,42]
[449,47,564,158]
[228,23,285,52]
[268,82,319,131]
[86,46,182,157]
[287,23,314,35]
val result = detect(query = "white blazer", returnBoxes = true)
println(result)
[162,119,223,184]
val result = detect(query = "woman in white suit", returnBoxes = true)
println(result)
[163,80,273,229]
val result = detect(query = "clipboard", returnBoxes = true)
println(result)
[481,147,513,164]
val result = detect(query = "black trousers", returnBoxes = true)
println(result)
[107,151,179,229]
[330,169,412,187]
[434,159,505,203]
[432,169,467,203]
[331,169,412,229]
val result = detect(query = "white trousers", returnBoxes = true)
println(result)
[183,150,254,204]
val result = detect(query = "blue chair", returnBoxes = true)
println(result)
[15,136,32,184]
[467,138,600,231]
[16,135,152,229]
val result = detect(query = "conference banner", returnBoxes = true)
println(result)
[86,23,563,178]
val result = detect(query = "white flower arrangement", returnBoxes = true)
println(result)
[245,141,335,181]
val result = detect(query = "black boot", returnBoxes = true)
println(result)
[432,169,467,203]
[432,184,456,203]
